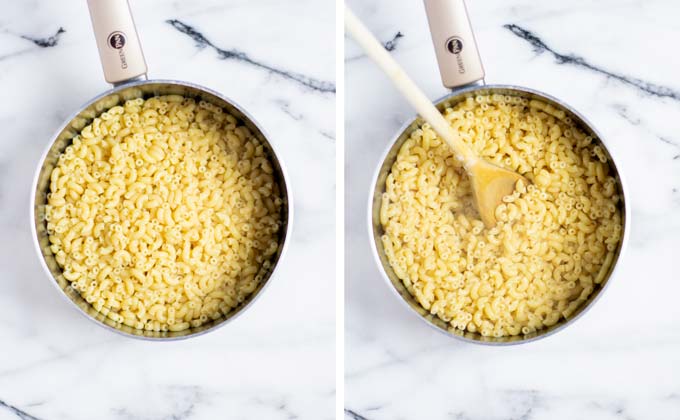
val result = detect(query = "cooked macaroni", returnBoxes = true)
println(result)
[380,94,622,337]
[45,95,283,332]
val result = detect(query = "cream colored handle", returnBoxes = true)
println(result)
[345,7,477,165]
[423,0,484,89]
[87,0,147,85]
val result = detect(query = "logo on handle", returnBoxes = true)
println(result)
[107,31,128,69]
[446,37,463,54]
[107,31,127,49]
[445,36,465,74]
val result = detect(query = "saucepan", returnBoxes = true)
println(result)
[31,0,292,340]
[367,0,629,344]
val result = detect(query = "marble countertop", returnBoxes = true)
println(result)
[345,0,680,418]
[0,1,335,419]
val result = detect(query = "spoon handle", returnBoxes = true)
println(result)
[345,6,476,165]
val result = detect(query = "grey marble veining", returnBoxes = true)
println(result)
[166,19,336,93]
[503,23,680,101]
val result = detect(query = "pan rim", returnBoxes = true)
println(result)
[366,83,631,346]
[30,79,294,341]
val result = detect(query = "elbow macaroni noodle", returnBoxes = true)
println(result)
[46,95,283,332]
[380,94,622,337]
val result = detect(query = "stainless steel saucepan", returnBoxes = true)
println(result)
[368,0,630,345]
[31,0,292,340]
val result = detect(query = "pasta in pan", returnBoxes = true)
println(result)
[380,94,622,337]
[45,95,283,332]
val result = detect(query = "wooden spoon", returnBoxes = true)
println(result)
[345,7,525,227]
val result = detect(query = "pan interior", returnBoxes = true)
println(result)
[370,85,627,344]
[33,81,290,339]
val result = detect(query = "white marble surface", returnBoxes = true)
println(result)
[0,1,335,419]
[345,0,680,418]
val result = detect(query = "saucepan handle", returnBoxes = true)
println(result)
[86,0,148,85]
[423,0,485,89]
